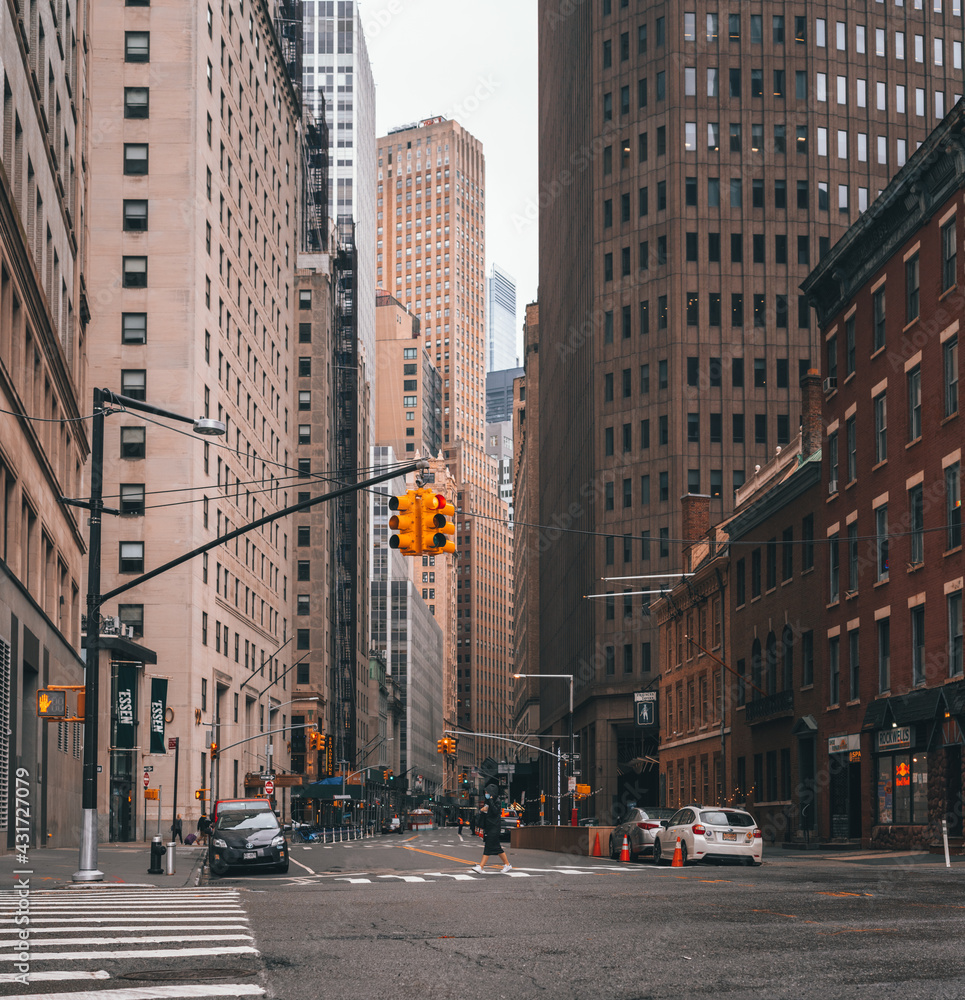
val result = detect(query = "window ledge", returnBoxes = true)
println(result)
[870,345,886,361]
[801,566,814,576]
[826,703,840,712]
[907,561,924,573]
[902,317,920,336]
[827,598,840,609]
[939,284,958,302]
[905,437,922,450]
[801,684,814,692]
[846,698,860,707]
[941,411,959,426]
[872,459,888,472]
[945,545,963,558]
[845,478,856,490]
[844,372,856,385]
[874,577,890,588]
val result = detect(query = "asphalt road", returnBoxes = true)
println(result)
[5,833,963,999]
[227,831,965,1000]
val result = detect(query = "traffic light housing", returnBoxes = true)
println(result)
[389,490,421,555]
[195,788,208,800]
[420,490,456,555]
[37,690,68,718]
[437,738,446,754]
[210,742,219,760]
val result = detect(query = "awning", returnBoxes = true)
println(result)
[861,688,945,731]
[291,781,363,800]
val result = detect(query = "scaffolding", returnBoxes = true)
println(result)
[331,217,358,771]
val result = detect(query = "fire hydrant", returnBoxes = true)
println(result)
[148,835,165,874]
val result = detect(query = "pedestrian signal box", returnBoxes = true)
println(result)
[37,690,68,718]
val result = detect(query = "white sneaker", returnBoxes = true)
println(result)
[470,864,483,874]
[502,864,513,873]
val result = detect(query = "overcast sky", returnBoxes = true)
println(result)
[362,0,540,348]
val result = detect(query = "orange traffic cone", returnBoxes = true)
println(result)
[671,837,684,867]
[619,835,630,862]
[592,832,601,858]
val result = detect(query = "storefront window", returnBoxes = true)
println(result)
[877,752,927,825]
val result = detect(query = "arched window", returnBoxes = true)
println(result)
[766,632,778,695]
[782,625,795,691]
[751,638,762,701]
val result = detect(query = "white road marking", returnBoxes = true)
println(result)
[0,923,249,933]
[290,856,316,874]
[377,875,430,882]
[0,933,254,949]
[422,872,480,881]
[333,877,372,883]
[0,945,260,962]
[0,970,111,982]
[0,986,264,1000]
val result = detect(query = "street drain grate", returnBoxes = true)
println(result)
[117,967,258,982]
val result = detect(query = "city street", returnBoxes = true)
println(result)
[4,832,965,999]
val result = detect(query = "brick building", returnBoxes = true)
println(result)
[725,373,827,845]
[804,100,965,850]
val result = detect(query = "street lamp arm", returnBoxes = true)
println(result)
[99,389,207,427]
[214,722,315,756]
[445,729,563,761]
[99,459,428,605]
[239,635,294,692]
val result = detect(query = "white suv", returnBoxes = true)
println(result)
[653,806,762,866]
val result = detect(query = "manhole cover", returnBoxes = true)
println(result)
[117,967,257,982]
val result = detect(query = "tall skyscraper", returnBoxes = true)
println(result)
[0,0,91,847]
[376,117,512,762]
[536,1,965,814]
[486,263,518,372]
[302,1,376,374]
[86,0,305,832]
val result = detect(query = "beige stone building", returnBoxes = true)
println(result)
[0,0,91,849]
[86,0,304,836]
[376,117,512,774]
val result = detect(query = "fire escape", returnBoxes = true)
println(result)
[332,218,358,770]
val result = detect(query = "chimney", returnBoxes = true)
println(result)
[681,493,711,545]
[800,368,823,457]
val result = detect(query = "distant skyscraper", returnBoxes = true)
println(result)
[302,1,376,375]
[376,118,512,759]
[486,264,518,372]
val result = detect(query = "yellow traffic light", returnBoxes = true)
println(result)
[420,490,456,555]
[37,690,68,718]
[448,737,457,754]
[437,738,446,754]
[210,742,218,760]
[389,490,421,556]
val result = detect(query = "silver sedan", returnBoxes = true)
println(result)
[608,807,676,860]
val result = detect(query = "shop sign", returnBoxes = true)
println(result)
[828,734,860,754]
[877,726,911,750]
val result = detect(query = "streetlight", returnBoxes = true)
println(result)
[72,388,225,882]
[512,673,575,827]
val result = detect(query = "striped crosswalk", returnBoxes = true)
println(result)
[0,886,264,999]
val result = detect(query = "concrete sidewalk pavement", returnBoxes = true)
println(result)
[0,840,206,889]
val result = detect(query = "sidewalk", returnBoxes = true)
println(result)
[0,840,206,889]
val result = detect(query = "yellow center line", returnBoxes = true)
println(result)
[400,844,478,865]
[753,909,798,919]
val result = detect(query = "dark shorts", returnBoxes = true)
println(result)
[483,834,502,855]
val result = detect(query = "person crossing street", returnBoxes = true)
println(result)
[470,784,511,874]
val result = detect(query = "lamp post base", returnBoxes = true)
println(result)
[72,809,104,882]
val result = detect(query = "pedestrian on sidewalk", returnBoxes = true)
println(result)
[197,812,211,847]
[171,815,183,844]
[470,784,511,874]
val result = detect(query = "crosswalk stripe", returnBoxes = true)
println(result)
[422,872,479,880]
[0,945,260,962]
[0,933,254,947]
[0,986,265,1000]
[0,971,111,982]
[333,877,371,883]
[0,924,250,933]
[377,875,429,882]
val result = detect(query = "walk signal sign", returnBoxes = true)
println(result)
[37,690,67,718]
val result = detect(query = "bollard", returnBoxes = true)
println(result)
[148,836,164,874]
[165,841,176,875]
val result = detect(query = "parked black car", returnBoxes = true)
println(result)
[209,800,289,876]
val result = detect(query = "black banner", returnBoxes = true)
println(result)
[115,663,137,750]
[149,678,167,754]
